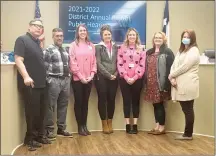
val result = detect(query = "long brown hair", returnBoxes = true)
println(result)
[179,29,198,52]
[123,28,141,50]
[74,24,91,46]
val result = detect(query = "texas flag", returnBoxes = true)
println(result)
[162,0,170,47]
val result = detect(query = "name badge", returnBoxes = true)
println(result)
[88,46,92,50]
[129,63,135,68]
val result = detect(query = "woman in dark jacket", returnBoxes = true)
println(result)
[94,25,118,134]
[144,31,174,135]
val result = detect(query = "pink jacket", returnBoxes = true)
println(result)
[69,41,97,81]
[117,44,146,81]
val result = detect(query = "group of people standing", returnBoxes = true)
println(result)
[14,18,200,151]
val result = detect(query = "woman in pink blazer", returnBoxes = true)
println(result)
[117,28,146,134]
[69,24,97,136]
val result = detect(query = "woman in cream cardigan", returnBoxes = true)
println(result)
[168,29,200,140]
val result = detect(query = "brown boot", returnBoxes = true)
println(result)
[102,120,110,134]
[107,119,113,133]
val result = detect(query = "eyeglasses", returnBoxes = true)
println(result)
[32,24,44,29]
[55,35,63,38]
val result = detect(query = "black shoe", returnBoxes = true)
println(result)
[83,125,91,135]
[24,140,42,151]
[46,131,57,141]
[35,136,52,144]
[78,126,88,136]
[131,125,138,134]
[24,140,42,148]
[57,129,73,138]
[126,124,133,134]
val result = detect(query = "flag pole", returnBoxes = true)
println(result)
[35,0,45,49]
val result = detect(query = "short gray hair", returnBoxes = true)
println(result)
[52,28,63,33]
[29,18,43,25]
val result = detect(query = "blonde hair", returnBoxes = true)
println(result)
[123,28,141,50]
[152,31,167,47]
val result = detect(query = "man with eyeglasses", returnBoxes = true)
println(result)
[14,19,51,151]
[43,28,72,140]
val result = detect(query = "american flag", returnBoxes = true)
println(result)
[34,0,41,18]
[34,0,45,48]
[162,0,170,47]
